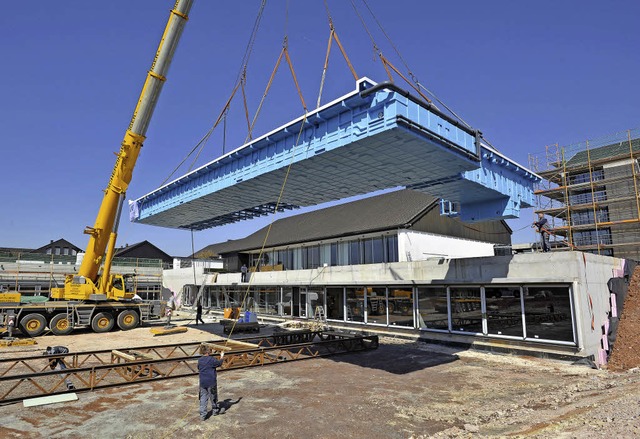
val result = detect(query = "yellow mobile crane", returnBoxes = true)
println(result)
[0,0,194,336]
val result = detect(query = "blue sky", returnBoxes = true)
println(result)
[1,1,638,256]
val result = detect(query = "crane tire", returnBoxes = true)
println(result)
[117,310,140,331]
[20,313,47,337]
[49,314,73,336]
[91,312,115,333]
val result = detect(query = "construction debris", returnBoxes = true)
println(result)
[276,320,327,332]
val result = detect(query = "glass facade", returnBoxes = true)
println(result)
[248,234,399,271]
[200,283,575,345]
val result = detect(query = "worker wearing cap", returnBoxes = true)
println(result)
[198,345,225,420]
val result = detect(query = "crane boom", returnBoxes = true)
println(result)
[52,0,195,301]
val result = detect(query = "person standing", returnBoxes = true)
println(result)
[44,346,75,390]
[533,212,551,252]
[196,301,205,325]
[240,264,248,282]
[198,345,225,420]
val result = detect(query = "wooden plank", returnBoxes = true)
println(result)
[224,339,262,349]
[23,393,78,407]
[112,350,137,361]
[127,350,154,360]
[201,342,232,352]
[150,326,188,336]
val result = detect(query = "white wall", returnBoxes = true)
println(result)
[398,229,495,261]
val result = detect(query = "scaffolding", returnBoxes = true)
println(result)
[528,128,640,259]
[0,252,164,300]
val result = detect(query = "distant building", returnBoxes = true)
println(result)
[196,189,512,272]
[115,240,173,266]
[532,128,640,259]
[0,239,167,300]
[33,239,82,257]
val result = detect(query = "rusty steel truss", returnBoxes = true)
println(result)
[0,330,378,405]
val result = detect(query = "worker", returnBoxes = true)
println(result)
[240,264,248,282]
[44,346,75,390]
[165,307,173,327]
[6,313,16,339]
[195,301,205,326]
[533,213,551,252]
[198,345,225,420]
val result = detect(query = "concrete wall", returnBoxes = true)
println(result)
[162,266,220,303]
[398,229,495,261]
[211,252,623,361]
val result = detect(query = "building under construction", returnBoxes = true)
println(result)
[530,128,640,260]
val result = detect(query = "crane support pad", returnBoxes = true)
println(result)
[130,77,539,229]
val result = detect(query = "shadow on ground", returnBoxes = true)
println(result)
[326,343,459,374]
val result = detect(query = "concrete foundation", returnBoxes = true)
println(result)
[204,252,625,364]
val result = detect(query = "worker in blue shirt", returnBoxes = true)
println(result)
[533,213,551,252]
[198,344,225,420]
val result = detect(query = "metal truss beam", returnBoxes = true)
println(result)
[0,331,378,405]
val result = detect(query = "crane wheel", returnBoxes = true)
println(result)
[91,312,115,333]
[19,313,47,337]
[387,302,395,315]
[117,310,140,331]
[49,314,73,336]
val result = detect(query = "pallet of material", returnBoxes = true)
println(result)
[223,321,260,334]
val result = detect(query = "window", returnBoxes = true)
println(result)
[417,287,448,331]
[522,286,574,343]
[326,287,344,320]
[484,286,523,337]
[330,243,338,266]
[366,287,387,325]
[385,235,399,262]
[450,286,483,333]
[349,241,361,265]
[387,287,413,327]
[346,287,364,322]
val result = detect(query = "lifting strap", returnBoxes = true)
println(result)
[317,4,359,109]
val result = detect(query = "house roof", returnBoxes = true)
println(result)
[565,137,640,168]
[32,238,82,253]
[196,189,439,256]
[115,240,173,261]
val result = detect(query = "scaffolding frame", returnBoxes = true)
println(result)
[529,128,640,258]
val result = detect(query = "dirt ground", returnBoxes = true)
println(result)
[2,310,640,439]
[608,265,640,371]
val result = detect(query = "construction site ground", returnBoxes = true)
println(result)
[2,312,640,439]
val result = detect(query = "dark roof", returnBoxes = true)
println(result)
[115,240,173,262]
[32,238,82,253]
[565,137,640,167]
[197,190,438,256]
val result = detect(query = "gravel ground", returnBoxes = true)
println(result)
[2,319,640,439]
